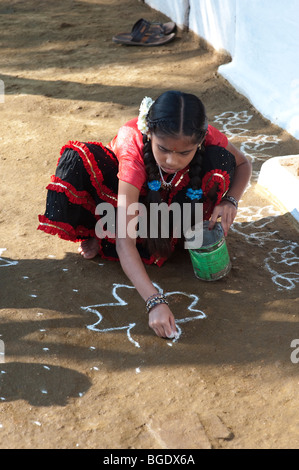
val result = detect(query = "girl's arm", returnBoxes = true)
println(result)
[225,142,252,201]
[116,180,177,338]
[209,141,252,235]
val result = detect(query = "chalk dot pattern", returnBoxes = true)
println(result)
[214,111,299,291]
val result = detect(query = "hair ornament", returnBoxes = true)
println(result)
[147,180,161,191]
[137,96,155,135]
[186,188,203,200]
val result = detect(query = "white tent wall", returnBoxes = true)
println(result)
[189,0,236,55]
[144,0,190,29]
[144,0,299,139]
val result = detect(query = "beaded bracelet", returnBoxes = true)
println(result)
[145,293,169,314]
[221,195,238,209]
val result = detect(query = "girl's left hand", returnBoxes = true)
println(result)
[208,200,237,236]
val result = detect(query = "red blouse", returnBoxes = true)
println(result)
[107,118,228,191]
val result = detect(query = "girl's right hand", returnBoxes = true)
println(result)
[148,303,178,339]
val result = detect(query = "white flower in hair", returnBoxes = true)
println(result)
[137,96,155,135]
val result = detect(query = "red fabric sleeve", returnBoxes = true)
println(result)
[107,118,147,191]
[205,125,228,148]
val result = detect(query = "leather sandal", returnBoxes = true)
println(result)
[112,18,176,46]
[148,20,176,35]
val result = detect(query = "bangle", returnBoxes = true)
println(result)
[222,195,238,209]
[145,293,160,303]
[146,293,169,314]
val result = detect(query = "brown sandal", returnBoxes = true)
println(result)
[148,20,176,35]
[112,18,176,46]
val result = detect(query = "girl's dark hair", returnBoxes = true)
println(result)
[142,91,208,258]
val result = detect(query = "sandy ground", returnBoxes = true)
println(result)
[1,0,299,450]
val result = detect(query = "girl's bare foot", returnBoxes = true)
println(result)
[78,238,99,259]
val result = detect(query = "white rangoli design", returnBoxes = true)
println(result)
[0,248,18,267]
[213,111,298,291]
[81,283,206,348]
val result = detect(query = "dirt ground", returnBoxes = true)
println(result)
[1,0,299,450]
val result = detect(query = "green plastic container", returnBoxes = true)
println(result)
[187,221,231,281]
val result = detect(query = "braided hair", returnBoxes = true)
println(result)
[142,91,208,257]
